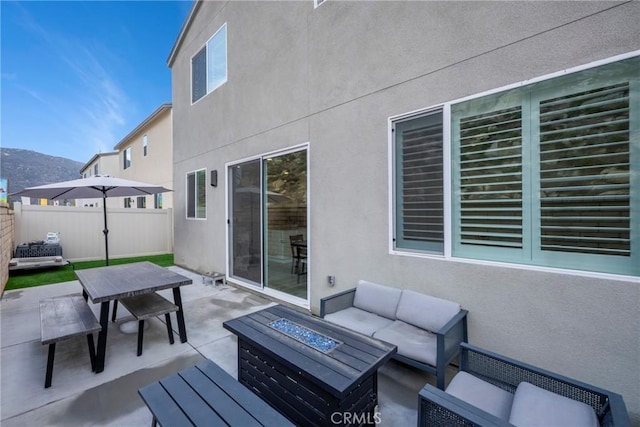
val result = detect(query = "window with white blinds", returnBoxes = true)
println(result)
[394,111,444,253]
[450,56,638,276]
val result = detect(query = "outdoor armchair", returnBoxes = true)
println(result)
[418,342,630,427]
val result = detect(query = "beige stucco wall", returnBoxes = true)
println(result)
[170,1,640,422]
[115,106,174,209]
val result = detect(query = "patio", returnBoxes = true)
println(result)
[0,266,439,426]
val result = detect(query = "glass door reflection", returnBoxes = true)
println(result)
[264,150,308,299]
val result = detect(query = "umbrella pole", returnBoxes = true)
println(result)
[102,193,109,266]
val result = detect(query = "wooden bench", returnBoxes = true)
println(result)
[40,294,101,388]
[138,359,294,427]
[118,293,178,356]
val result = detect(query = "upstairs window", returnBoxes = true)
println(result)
[192,23,227,103]
[123,147,131,169]
[143,135,148,156]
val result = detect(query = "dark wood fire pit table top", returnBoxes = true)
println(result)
[223,304,397,426]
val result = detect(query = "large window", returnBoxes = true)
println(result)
[186,169,206,219]
[393,56,639,277]
[192,23,227,103]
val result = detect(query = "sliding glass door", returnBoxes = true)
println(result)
[228,147,308,300]
[229,160,262,284]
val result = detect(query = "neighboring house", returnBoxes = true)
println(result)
[167,1,639,420]
[77,152,119,208]
[113,103,174,210]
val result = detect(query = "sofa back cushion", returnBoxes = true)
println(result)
[353,280,402,319]
[396,290,461,332]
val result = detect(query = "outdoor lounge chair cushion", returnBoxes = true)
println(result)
[395,290,461,333]
[353,280,402,319]
[444,372,514,421]
[508,382,598,427]
[324,307,394,337]
[373,320,437,366]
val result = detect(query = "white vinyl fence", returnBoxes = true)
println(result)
[13,203,173,262]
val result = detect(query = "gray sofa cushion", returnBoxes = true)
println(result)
[324,307,394,337]
[395,290,461,332]
[508,382,598,427]
[353,280,402,319]
[373,320,437,366]
[445,372,513,421]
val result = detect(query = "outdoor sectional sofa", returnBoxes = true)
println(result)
[418,343,630,427]
[320,280,468,390]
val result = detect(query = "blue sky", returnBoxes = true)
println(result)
[1,0,192,163]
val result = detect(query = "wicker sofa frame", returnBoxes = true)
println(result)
[320,286,468,390]
[418,342,630,427]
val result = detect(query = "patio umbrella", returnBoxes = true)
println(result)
[11,175,171,265]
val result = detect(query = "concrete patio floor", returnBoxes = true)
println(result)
[1,266,444,426]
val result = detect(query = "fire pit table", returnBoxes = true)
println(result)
[223,304,397,426]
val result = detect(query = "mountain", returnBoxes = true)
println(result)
[0,148,84,203]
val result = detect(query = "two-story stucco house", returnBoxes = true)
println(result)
[113,103,174,210]
[167,1,639,421]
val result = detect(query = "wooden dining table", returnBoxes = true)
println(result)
[75,261,192,373]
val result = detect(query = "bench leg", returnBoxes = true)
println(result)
[111,300,118,323]
[165,313,175,345]
[137,320,145,357]
[45,343,56,388]
[95,301,110,373]
[87,334,97,372]
[172,288,188,343]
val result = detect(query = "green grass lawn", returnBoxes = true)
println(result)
[6,254,174,291]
